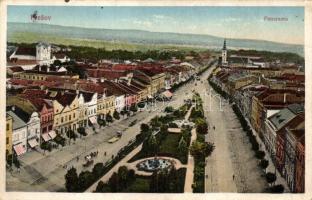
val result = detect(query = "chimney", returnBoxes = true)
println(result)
[12,106,15,111]
[39,65,41,71]
[47,65,50,72]
[284,93,287,103]
[76,89,79,95]
[45,88,49,94]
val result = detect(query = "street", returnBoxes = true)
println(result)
[193,66,268,192]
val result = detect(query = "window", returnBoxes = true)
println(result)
[61,117,63,123]
[6,137,9,145]
[73,113,75,118]
[69,115,71,121]
[6,123,9,131]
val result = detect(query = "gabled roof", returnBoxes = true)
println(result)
[6,106,31,124]
[8,66,24,73]
[14,47,36,56]
[6,111,27,130]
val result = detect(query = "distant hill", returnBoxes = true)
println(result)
[7,22,304,56]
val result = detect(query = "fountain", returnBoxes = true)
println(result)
[136,158,173,172]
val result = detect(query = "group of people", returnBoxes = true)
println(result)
[85,151,98,161]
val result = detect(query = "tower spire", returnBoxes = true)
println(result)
[223,39,227,50]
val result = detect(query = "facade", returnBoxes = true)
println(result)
[7,108,28,156]
[50,91,79,135]
[36,42,52,65]
[78,91,98,127]
[6,115,13,158]
[295,136,305,193]
[97,93,115,120]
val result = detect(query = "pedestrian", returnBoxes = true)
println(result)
[77,156,79,162]
[104,152,107,156]
[233,174,235,180]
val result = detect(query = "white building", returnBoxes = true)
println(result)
[7,110,28,156]
[78,91,98,127]
[115,94,125,112]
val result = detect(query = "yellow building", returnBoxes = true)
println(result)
[14,71,79,81]
[97,94,116,119]
[6,115,13,158]
[49,91,79,135]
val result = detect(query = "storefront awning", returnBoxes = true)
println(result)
[42,133,51,142]
[162,90,173,98]
[48,130,57,139]
[28,139,39,148]
[13,144,26,156]
[89,116,97,124]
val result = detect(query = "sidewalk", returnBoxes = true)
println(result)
[246,119,290,192]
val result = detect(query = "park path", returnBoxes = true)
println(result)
[183,105,197,192]
[184,128,197,192]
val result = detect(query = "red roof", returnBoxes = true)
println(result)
[8,66,24,73]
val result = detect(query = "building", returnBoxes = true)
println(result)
[295,135,305,193]
[221,39,228,67]
[7,106,40,154]
[6,109,28,156]
[264,104,304,177]
[284,115,304,192]
[97,93,115,120]
[251,89,304,135]
[47,90,79,135]
[6,115,13,159]
[77,91,98,127]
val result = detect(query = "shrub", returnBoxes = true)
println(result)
[164,106,174,113]
[266,172,277,185]
[77,127,87,136]
[255,150,265,159]
[269,184,284,193]
[54,135,66,146]
[40,142,52,152]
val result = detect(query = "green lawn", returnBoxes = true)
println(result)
[123,177,150,193]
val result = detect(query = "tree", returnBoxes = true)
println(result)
[140,123,150,133]
[66,129,77,145]
[164,106,174,113]
[65,167,79,192]
[147,134,158,155]
[190,141,215,159]
[117,166,129,188]
[266,172,277,186]
[113,110,120,120]
[106,113,113,124]
[130,104,138,113]
[255,150,265,159]
[53,59,61,66]
[78,170,95,191]
[95,180,106,192]
[97,119,106,128]
[178,136,188,156]
[269,184,284,193]
[92,163,105,178]
[195,118,208,134]
[259,159,269,172]
[77,127,87,137]
[108,172,119,192]
[138,101,146,109]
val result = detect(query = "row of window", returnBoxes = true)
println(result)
[41,114,53,123]
[97,102,114,110]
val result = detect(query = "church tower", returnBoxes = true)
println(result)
[221,39,228,66]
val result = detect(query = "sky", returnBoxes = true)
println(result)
[7,6,304,45]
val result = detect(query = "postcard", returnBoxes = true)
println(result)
[0,0,311,200]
